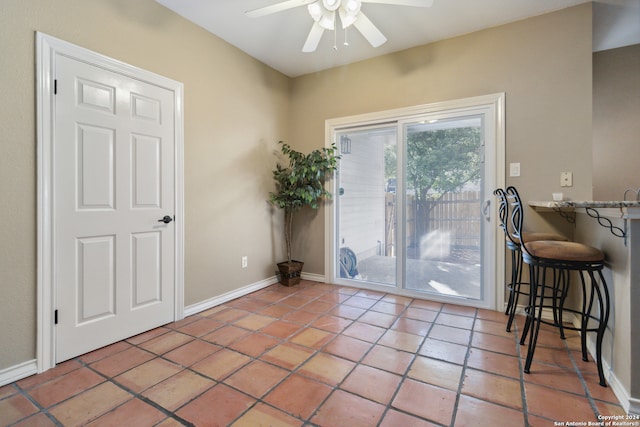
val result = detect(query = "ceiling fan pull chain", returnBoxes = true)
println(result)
[333,13,338,50]
[344,27,349,46]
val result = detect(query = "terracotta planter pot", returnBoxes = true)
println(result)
[277,260,304,286]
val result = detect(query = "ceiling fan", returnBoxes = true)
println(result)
[246,0,434,52]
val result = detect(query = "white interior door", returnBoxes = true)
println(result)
[53,53,177,362]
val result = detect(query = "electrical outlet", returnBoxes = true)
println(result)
[560,172,573,187]
[241,256,248,268]
[509,163,521,177]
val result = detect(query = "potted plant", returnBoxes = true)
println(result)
[269,141,340,286]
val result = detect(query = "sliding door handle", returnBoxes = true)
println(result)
[481,199,491,222]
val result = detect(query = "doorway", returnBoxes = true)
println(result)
[327,94,504,309]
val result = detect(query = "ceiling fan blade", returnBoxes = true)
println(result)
[361,0,434,7]
[302,22,325,52]
[246,0,316,18]
[353,12,387,47]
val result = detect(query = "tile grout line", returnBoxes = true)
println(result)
[92,291,321,426]
[84,308,293,426]
[8,381,64,427]
[167,287,328,426]
[79,348,197,426]
[169,284,385,426]
[373,297,420,426]
[513,314,533,427]
[563,334,605,419]
[6,282,624,426]
[219,293,334,426]
[296,289,403,425]
[230,286,418,425]
[375,299,444,426]
[11,292,435,427]
[260,287,441,426]
[447,306,478,427]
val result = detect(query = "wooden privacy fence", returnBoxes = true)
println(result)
[426,190,481,248]
[385,190,481,256]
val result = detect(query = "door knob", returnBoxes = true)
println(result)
[158,215,173,224]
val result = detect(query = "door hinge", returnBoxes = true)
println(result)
[54,309,58,325]
[54,79,57,95]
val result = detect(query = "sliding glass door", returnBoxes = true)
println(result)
[402,116,483,299]
[336,126,397,287]
[330,94,503,308]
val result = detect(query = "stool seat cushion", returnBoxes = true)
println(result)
[524,240,604,262]
[520,232,568,242]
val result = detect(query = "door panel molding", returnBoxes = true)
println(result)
[36,32,184,372]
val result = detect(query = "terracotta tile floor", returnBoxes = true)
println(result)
[1,281,627,426]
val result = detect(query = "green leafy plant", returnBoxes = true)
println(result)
[269,141,340,264]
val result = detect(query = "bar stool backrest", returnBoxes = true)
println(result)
[494,188,508,233]
[505,186,529,254]
[494,187,521,248]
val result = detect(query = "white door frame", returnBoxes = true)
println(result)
[324,93,505,309]
[36,32,185,372]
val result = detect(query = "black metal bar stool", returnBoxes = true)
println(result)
[506,186,610,387]
[494,188,568,333]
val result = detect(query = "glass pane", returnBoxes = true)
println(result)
[336,127,397,286]
[403,117,483,299]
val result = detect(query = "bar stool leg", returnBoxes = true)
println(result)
[578,271,593,362]
[505,249,517,316]
[506,248,523,332]
[553,269,567,339]
[593,269,610,387]
[523,264,544,373]
[519,263,534,346]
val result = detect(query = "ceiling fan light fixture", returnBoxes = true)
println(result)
[318,10,336,29]
[322,0,341,11]
[345,0,361,13]
[309,1,335,30]
[308,2,323,20]
[339,0,361,28]
[338,8,359,28]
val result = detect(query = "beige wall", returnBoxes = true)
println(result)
[289,3,593,274]
[0,0,596,374]
[0,0,290,370]
[593,44,640,200]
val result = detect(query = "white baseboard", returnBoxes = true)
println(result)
[607,369,639,415]
[0,359,38,387]
[629,397,640,416]
[569,315,638,415]
[301,272,325,283]
[184,272,327,318]
[589,344,638,415]
[183,276,279,317]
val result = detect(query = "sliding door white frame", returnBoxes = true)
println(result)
[324,93,505,309]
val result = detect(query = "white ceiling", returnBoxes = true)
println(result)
[156,0,640,77]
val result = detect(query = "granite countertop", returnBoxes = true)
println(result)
[529,200,640,209]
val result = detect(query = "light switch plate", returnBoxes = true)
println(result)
[510,163,521,177]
